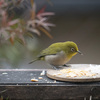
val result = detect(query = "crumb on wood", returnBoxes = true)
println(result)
[31,78,38,82]
[38,77,43,79]
[40,70,45,76]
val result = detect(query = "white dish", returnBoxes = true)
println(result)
[47,64,100,82]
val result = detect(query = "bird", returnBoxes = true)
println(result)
[29,41,82,69]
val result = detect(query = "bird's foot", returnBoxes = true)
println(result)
[63,64,71,67]
[52,66,61,70]
[52,65,71,70]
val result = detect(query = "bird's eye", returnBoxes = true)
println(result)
[71,48,74,52]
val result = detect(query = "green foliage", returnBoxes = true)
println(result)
[0,37,40,68]
[0,96,10,100]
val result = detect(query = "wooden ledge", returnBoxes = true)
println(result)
[0,69,100,100]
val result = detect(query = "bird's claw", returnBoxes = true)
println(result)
[52,66,61,70]
[63,64,71,67]
[52,64,71,70]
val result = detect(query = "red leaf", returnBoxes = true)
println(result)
[9,37,14,45]
[8,19,19,26]
[0,2,3,6]
[37,6,46,15]
[16,0,22,5]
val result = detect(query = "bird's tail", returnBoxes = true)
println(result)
[29,59,38,64]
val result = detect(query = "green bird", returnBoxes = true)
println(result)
[29,41,82,69]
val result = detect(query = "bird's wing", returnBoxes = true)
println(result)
[38,44,62,58]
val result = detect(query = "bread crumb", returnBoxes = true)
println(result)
[31,78,38,82]
[60,68,96,78]
[38,77,43,79]
[40,70,45,76]
[54,80,56,83]
[57,73,61,75]
[2,72,8,75]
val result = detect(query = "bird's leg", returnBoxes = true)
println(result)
[63,64,71,67]
[52,66,58,70]
[52,65,60,70]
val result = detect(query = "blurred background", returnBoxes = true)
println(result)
[0,0,100,69]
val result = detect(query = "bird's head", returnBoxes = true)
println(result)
[64,41,82,57]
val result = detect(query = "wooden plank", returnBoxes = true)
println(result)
[0,69,100,99]
[0,86,100,100]
[0,69,45,71]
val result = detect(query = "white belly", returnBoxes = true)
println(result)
[45,51,69,66]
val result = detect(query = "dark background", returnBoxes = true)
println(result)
[28,0,100,69]
[36,0,100,65]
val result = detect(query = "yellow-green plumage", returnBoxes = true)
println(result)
[38,41,78,59]
[29,41,81,67]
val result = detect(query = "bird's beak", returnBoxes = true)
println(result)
[77,50,83,55]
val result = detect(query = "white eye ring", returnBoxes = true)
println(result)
[71,48,74,52]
